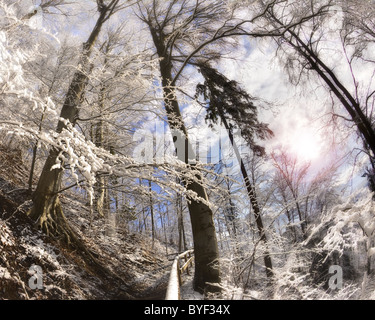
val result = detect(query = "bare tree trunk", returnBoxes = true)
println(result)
[28,102,49,194]
[216,215,225,251]
[285,207,297,243]
[28,3,118,249]
[28,143,38,193]
[28,102,49,193]
[223,180,242,256]
[219,112,273,278]
[177,194,183,253]
[94,112,106,217]
[294,196,307,240]
[160,206,169,256]
[177,190,187,253]
[149,26,221,294]
[149,180,155,249]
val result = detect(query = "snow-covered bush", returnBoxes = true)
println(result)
[308,188,375,264]
[306,187,375,298]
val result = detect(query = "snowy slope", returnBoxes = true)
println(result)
[0,147,171,300]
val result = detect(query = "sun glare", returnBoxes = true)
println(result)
[289,129,322,162]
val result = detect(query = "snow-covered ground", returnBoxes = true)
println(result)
[0,148,172,300]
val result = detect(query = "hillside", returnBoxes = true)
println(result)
[0,146,171,300]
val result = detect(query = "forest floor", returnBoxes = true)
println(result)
[0,147,173,300]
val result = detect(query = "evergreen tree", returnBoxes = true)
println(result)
[196,63,273,156]
[196,63,274,278]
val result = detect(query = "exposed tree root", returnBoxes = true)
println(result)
[28,195,134,299]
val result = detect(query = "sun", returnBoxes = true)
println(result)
[289,129,322,162]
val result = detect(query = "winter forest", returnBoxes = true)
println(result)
[1,0,375,301]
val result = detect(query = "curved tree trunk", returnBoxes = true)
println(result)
[28,3,117,253]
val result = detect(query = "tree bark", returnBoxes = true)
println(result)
[28,4,116,244]
[149,26,221,294]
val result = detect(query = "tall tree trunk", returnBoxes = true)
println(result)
[224,181,241,256]
[28,143,38,193]
[28,100,49,194]
[219,112,273,278]
[94,50,110,218]
[160,207,169,256]
[294,195,307,240]
[28,103,49,194]
[177,190,187,253]
[150,27,221,294]
[285,207,297,243]
[149,180,155,249]
[28,4,116,247]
